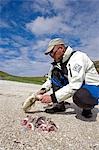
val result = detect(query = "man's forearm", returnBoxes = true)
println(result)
[37,88,46,95]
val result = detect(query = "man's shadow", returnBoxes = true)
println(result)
[57,103,99,122]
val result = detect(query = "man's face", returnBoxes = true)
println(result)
[49,44,65,62]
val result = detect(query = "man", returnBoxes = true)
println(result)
[23,38,99,118]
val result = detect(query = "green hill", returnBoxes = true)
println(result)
[94,60,99,73]
[0,71,46,85]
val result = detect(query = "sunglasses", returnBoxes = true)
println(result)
[49,46,61,57]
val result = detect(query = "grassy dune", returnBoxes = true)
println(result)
[94,60,99,73]
[0,71,46,85]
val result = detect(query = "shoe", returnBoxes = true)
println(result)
[45,101,66,114]
[82,109,92,118]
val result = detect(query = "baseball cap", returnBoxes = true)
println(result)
[45,38,66,55]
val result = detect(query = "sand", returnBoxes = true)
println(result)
[0,80,99,150]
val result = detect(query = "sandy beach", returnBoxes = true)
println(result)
[0,80,99,150]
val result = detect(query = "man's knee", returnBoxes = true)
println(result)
[73,88,96,109]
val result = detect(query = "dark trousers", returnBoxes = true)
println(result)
[73,85,99,109]
[51,67,99,109]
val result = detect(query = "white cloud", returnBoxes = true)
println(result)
[31,38,50,50]
[27,0,52,15]
[0,39,52,76]
[0,38,9,45]
[0,54,50,76]
[10,35,29,46]
[0,0,99,76]
[0,20,10,28]
[24,0,71,17]
[30,39,50,61]
[0,48,5,54]
[0,38,22,48]
[0,47,19,58]
[18,38,51,62]
[26,16,71,36]
[79,37,99,60]
[51,0,68,11]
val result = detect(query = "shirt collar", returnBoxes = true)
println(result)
[62,46,73,63]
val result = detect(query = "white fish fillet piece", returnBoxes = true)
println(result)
[22,94,42,112]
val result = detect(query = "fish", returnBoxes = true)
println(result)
[21,115,58,132]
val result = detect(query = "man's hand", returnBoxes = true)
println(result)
[41,95,52,104]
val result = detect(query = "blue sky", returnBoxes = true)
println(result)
[0,0,99,76]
